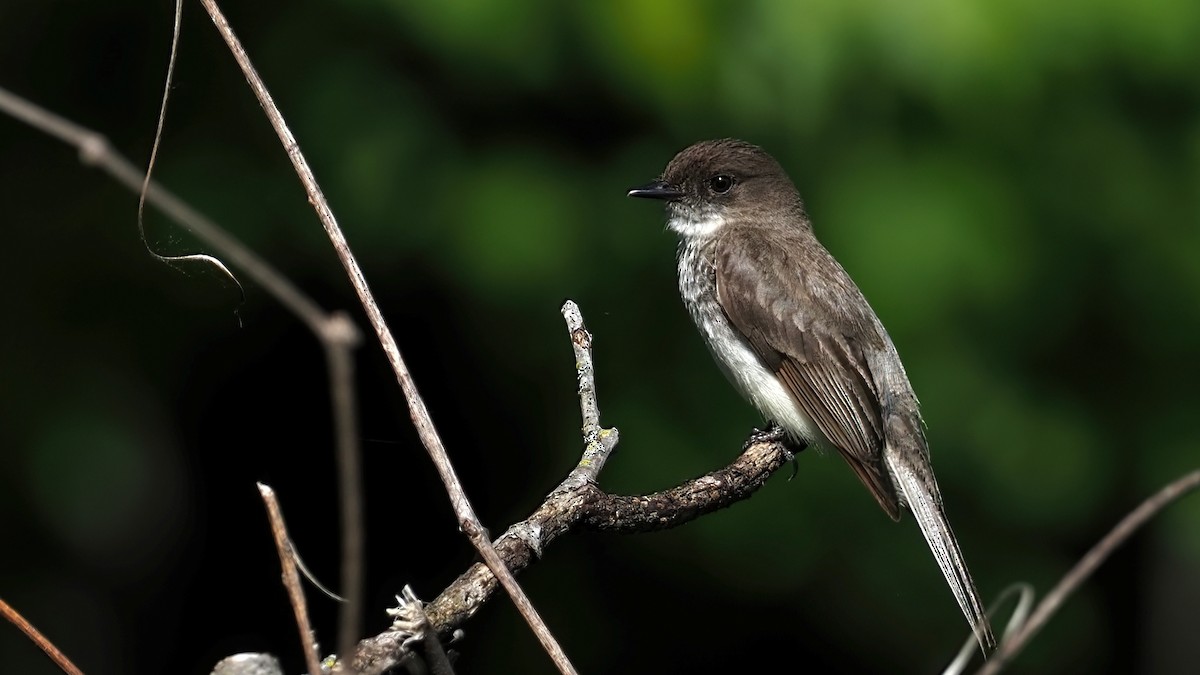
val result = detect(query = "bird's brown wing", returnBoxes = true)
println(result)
[713,230,901,519]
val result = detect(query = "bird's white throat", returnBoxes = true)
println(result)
[667,206,726,239]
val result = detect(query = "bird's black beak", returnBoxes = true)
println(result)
[627,180,683,201]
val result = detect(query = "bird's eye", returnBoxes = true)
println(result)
[708,175,735,194]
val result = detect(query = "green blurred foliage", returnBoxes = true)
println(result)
[2,0,1199,673]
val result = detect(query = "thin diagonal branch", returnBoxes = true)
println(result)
[196,3,576,673]
[0,85,328,334]
[0,596,84,675]
[975,468,1200,675]
[258,483,324,675]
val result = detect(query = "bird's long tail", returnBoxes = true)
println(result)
[885,449,996,655]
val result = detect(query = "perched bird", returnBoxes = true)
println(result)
[628,139,995,652]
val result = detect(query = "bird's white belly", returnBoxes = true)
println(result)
[698,309,823,446]
[677,245,824,446]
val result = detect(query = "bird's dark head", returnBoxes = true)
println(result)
[628,139,805,241]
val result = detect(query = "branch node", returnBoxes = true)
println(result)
[460,519,489,542]
[321,310,363,347]
[77,132,108,166]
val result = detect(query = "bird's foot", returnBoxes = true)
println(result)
[744,421,787,447]
[743,422,805,480]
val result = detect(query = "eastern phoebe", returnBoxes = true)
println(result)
[628,139,995,652]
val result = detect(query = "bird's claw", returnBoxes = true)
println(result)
[744,421,788,448]
[743,422,804,480]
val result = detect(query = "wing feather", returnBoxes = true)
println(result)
[713,230,901,519]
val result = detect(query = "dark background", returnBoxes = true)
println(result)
[2,2,1199,674]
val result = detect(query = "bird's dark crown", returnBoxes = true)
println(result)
[659,139,803,214]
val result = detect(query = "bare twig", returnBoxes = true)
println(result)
[196,3,576,672]
[351,302,794,672]
[0,596,85,675]
[324,313,366,665]
[147,5,368,654]
[0,82,370,668]
[0,85,331,336]
[975,468,1200,675]
[257,483,325,675]
[421,437,790,632]
[560,300,619,486]
[4,19,777,675]
[943,583,1035,675]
